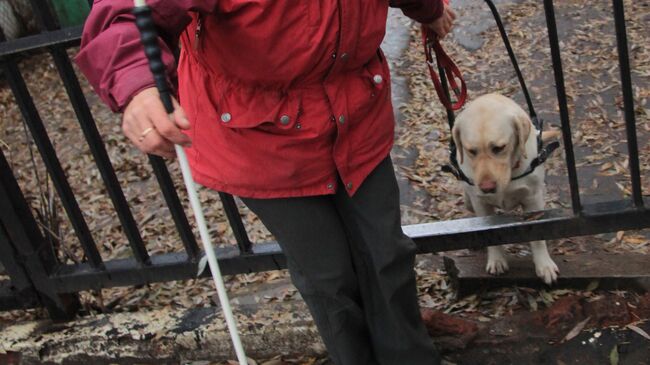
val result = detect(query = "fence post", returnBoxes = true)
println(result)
[0,149,80,320]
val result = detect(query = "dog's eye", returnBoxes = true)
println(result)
[492,145,505,154]
[467,148,478,157]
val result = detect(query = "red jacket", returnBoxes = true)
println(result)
[77,0,443,198]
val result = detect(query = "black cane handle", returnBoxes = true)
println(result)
[133,6,175,115]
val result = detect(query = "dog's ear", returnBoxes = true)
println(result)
[452,123,464,164]
[512,112,531,160]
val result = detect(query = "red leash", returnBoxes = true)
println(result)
[421,26,467,111]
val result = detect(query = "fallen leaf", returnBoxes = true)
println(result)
[524,212,545,221]
[627,324,650,341]
[539,291,555,307]
[586,280,599,292]
[615,231,624,241]
[197,255,208,277]
[562,317,591,343]
[527,294,538,312]
[610,345,619,365]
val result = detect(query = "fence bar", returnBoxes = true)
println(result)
[543,0,582,214]
[612,0,643,208]
[48,47,152,261]
[410,198,650,252]
[1,57,105,269]
[49,196,650,293]
[219,193,253,254]
[0,148,80,319]
[0,26,81,57]
[484,0,536,118]
[52,242,285,293]
[149,156,200,261]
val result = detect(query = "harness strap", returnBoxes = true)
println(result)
[511,141,560,181]
[484,0,537,119]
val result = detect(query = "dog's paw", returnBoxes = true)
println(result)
[534,256,559,285]
[486,255,509,275]
[486,246,509,275]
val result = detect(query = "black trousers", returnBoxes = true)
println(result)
[241,157,440,365]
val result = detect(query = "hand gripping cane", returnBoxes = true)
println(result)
[132,1,248,363]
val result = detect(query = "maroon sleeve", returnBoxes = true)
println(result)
[389,0,444,24]
[75,0,218,112]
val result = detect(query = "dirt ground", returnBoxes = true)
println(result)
[0,0,649,364]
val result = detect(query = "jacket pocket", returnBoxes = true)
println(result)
[362,51,388,93]
[215,85,301,132]
[346,50,390,121]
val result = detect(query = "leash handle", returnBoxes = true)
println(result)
[422,26,467,111]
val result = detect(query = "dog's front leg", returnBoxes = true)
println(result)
[522,194,559,284]
[469,195,509,275]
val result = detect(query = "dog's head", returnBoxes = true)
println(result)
[452,94,531,195]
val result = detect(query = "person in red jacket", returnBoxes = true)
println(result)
[77,1,455,363]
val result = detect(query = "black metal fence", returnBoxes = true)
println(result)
[0,0,647,320]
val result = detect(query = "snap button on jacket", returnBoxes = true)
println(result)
[76,0,443,198]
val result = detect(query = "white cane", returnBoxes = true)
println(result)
[132,1,249,363]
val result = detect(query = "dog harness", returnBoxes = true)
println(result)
[425,0,561,186]
[440,116,561,186]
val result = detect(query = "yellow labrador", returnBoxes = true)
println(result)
[452,93,560,284]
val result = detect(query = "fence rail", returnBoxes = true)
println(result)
[0,0,647,320]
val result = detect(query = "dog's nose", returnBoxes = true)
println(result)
[479,180,497,194]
